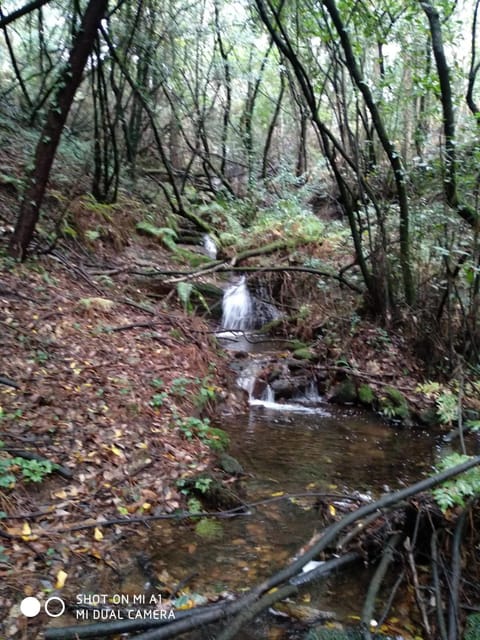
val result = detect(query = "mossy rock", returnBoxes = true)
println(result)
[218,452,244,475]
[379,385,410,421]
[464,612,480,639]
[358,384,375,405]
[330,379,357,404]
[293,347,316,361]
[417,405,438,426]
[195,518,223,540]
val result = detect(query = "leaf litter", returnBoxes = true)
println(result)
[0,245,234,637]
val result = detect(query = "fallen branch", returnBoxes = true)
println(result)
[44,458,480,639]
[448,509,467,640]
[2,448,73,480]
[213,457,480,638]
[361,533,402,634]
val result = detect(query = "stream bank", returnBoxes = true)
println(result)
[1,233,479,640]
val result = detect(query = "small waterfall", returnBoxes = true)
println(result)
[261,384,274,403]
[203,234,217,259]
[294,379,323,404]
[221,276,255,331]
[237,362,328,413]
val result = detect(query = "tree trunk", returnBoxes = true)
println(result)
[8,0,109,260]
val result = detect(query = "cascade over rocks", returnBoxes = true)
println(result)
[221,276,281,331]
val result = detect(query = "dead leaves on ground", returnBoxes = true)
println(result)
[0,255,223,615]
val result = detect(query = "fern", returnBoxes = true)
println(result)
[177,282,193,312]
[432,453,480,511]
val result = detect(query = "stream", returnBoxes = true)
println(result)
[68,334,450,639]
[116,331,445,639]
[69,275,452,638]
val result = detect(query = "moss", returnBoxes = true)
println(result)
[379,385,410,421]
[195,518,223,540]
[218,452,244,475]
[330,379,357,404]
[358,384,375,405]
[417,406,438,426]
[293,347,315,361]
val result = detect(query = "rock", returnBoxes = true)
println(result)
[271,375,310,399]
[417,406,438,426]
[358,383,375,405]
[329,379,357,404]
[217,453,244,476]
[379,385,410,422]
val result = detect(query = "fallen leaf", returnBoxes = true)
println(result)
[94,528,104,541]
[55,570,68,589]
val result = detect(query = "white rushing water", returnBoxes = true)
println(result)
[221,276,255,331]
[237,361,329,414]
[203,234,217,259]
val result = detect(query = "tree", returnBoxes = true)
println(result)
[8,0,108,260]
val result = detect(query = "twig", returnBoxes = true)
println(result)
[0,375,20,389]
[361,533,402,634]
[110,321,159,332]
[377,568,405,628]
[2,448,73,480]
[405,535,432,637]
[431,530,449,640]
[448,510,467,640]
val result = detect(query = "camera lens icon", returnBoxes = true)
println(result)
[20,596,66,618]
[20,597,41,618]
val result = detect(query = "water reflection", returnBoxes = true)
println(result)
[231,406,437,495]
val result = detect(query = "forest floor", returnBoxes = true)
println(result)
[0,228,244,638]
[0,186,478,639]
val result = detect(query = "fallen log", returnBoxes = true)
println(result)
[44,457,480,640]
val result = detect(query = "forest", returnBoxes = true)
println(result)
[1,0,480,639]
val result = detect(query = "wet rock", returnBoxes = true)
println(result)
[358,383,375,405]
[378,385,410,422]
[217,452,244,476]
[329,379,357,404]
[417,405,438,426]
[271,375,310,399]
[251,376,268,399]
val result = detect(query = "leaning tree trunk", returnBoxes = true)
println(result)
[8,0,109,260]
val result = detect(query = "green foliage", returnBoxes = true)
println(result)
[436,391,458,425]
[192,476,213,494]
[464,612,480,640]
[176,282,210,314]
[149,392,168,407]
[136,221,177,250]
[175,416,229,451]
[379,386,410,420]
[193,377,217,408]
[416,381,458,425]
[186,496,203,513]
[84,229,100,242]
[176,476,212,501]
[432,454,480,511]
[170,377,191,397]
[0,454,54,489]
[358,384,375,405]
